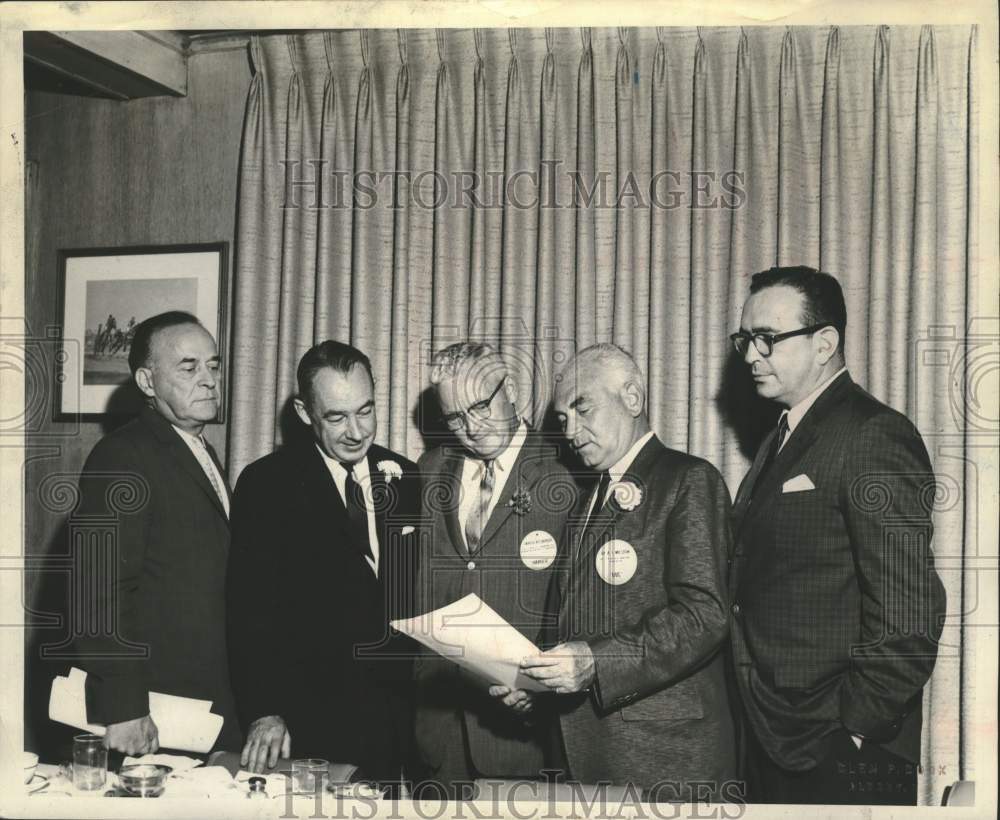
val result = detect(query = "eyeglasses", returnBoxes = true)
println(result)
[441,378,506,431]
[730,323,832,358]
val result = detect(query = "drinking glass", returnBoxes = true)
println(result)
[291,758,328,795]
[72,733,107,791]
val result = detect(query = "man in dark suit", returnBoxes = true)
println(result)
[227,341,421,784]
[498,343,736,800]
[74,311,240,756]
[728,266,946,805]
[413,342,575,794]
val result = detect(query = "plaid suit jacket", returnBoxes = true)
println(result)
[729,372,946,769]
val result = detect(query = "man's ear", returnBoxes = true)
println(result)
[815,326,840,365]
[134,367,155,399]
[293,397,312,427]
[501,374,521,415]
[620,380,645,417]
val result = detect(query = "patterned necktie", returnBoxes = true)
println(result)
[342,462,374,561]
[577,470,612,555]
[196,436,229,517]
[464,459,495,554]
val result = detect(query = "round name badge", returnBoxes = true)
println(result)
[520,530,558,570]
[595,540,638,586]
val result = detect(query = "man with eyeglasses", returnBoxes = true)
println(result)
[412,342,576,795]
[728,266,945,805]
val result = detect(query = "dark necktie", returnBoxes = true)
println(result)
[577,470,612,555]
[342,462,374,561]
[755,412,790,489]
[464,459,495,554]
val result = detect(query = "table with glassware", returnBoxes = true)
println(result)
[21,733,381,802]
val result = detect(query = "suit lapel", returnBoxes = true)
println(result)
[297,441,362,559]
[732,426,780,530]
[575,435,664,563]
[141,407,229,526]
[440,449,467,559]
[737,372,854,531]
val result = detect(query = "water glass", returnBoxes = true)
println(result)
[291,758,328,795]
[72,733,107,791]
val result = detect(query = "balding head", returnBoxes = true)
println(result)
[554,344,650,471]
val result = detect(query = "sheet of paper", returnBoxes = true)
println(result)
[48,668,224,753]
[391,593,548,692]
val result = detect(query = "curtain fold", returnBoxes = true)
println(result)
[228,26,978,804]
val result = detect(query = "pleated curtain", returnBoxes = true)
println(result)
[229,26,978,804]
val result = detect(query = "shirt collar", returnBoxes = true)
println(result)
[464,420,528,474]
[171,424,204,447]
[785,366,848,434]
[315,443,370,479]
[608,430,655,483]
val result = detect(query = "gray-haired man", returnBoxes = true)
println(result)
[412,342,576,794]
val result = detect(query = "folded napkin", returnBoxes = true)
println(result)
[166,765,241,798]
[123,753,203,773]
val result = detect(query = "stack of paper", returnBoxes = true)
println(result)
[391,593,547,692]
[48,668,224,753]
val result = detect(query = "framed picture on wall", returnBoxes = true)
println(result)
[54,242,229,421]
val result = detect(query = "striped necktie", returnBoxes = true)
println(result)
[464,459,495,554]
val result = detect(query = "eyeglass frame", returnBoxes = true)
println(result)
[440,377,508,431]
[730,322,833,358]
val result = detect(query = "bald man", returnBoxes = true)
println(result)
[493,343,737,799]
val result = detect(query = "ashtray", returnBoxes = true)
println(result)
[118,763,173,797]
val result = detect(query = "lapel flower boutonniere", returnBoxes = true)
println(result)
[376,460,403,483]
[611,479,643,512]
[507,488,533,516]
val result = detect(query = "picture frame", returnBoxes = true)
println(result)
[54,242,230,421]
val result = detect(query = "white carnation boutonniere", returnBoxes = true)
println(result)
[376,460,403,483]
[610,479,643,512]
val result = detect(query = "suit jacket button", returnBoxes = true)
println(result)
[731,603,741,617]
[467,560,476,570]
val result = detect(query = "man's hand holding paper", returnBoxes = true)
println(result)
[390,593,548,693]
[520,642,596,694]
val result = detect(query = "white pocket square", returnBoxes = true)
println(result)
[401,526,416,535]
[782,474,815,493]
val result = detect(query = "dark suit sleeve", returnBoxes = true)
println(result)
[838,413,946,740]
[73,437,152,724]
[589,461,732,707]
[226,464,291,725]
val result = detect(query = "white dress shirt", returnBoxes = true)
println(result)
[457,421,529,550]
[316,446,380,576]
[778,366,848,452]
[172,425,230,518]
[586,430,656,517]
